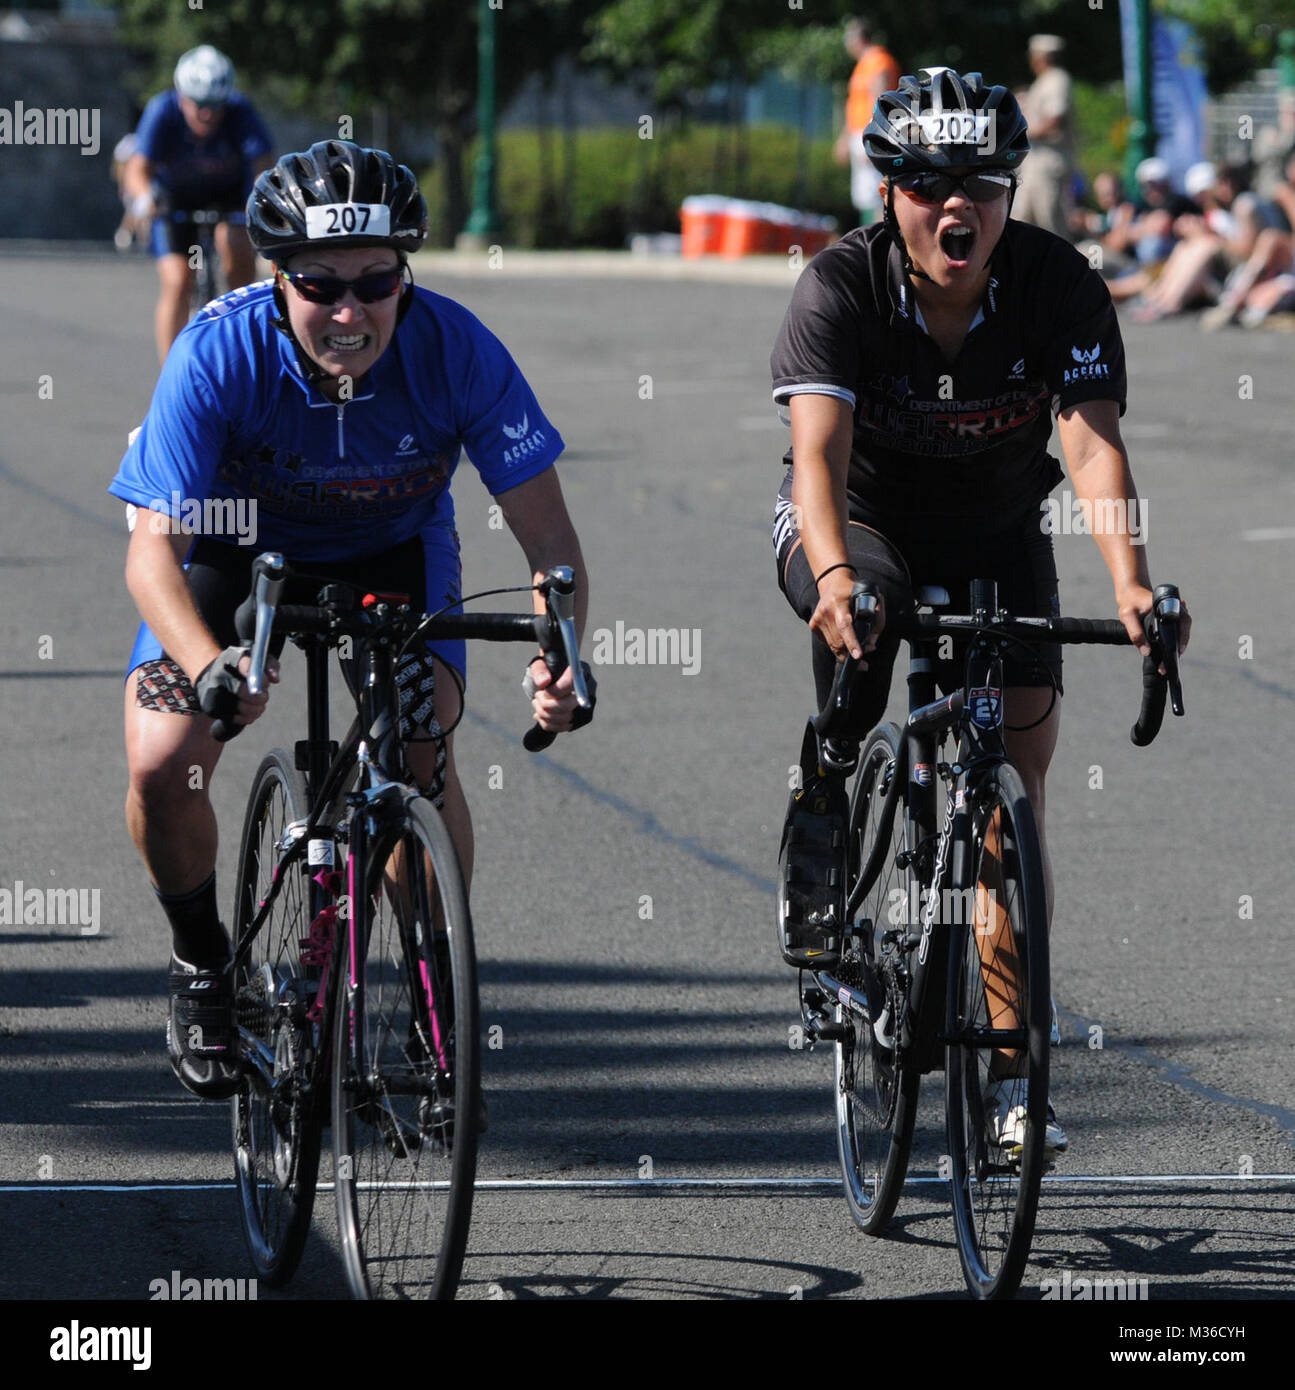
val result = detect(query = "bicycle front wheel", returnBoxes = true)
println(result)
[231,749,325,1286]
[835,723,921,1235]
[945,761,1050,1299]
[332,795,479,1300]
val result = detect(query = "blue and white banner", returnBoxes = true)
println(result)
[1120,3,1208,190]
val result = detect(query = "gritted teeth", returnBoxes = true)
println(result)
[325,334,368,349]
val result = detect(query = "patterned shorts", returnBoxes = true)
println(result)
[134,650,449,805]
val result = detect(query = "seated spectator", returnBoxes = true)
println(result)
[1074,170,1137,272]
[1202,145,1295,329]
[1106,158,1202,302]
[1127,161,1274,321]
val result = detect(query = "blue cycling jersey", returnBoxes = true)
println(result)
[110,279,565,675]
[135,89,273,207]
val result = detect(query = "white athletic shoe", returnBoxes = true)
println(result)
[983,1078,1068,1153]
[1050,997,1061,1047]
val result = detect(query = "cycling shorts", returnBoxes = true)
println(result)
[126,530,465,748]
[773,466,1063,737]
[149,199,248,259]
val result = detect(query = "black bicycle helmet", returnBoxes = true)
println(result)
[863,68,1029,283]
[247,139,428,262]
[864,67,1030,175]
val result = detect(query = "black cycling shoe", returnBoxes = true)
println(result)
[777,772,849,970]
[166,954,240,1100]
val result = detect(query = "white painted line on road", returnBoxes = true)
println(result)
[1242,526,1295,541]
[2,1173,1292,1195]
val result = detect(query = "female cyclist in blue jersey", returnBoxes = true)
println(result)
[120,46,274,363]
[111,140,590,1099]
[771,69,1191,1152]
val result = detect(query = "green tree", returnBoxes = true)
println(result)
[114,0,600,244]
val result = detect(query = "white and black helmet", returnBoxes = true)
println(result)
[174,45,235,105]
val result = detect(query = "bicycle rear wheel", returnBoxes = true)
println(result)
[835,723,921,1235]
[231,749,325,1286]
[945,761,1050,1299]
[333,795,479,1300]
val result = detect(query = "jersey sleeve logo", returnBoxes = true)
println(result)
[501,412,530,441]
[1063,342,1110,385]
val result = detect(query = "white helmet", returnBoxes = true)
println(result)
[174,46,235,105]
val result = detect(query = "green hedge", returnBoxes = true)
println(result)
[426,124,857,249]
[430,83,1131,247]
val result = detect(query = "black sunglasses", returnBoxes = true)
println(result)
[282,266,406,305]
[893,171,1014,205]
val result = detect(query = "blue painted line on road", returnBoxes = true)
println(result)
[1057,1006,1295,1151]
[463,707,778,895]
[0,454,125,536]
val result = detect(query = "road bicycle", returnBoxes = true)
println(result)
[218,552,589,1298]
[780,577,1184,1298]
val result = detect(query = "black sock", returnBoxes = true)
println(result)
[156,872,227,968]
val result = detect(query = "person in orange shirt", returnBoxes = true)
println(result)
[834,17,901,226]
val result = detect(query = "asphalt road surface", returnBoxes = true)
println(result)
[1,247,1291,1322]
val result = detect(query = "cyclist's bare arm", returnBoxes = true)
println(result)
[789,393,872,661]
[121,153,155,213]
[1056,399,1191,656]
[124,510,272,725]
[495,468,589,731]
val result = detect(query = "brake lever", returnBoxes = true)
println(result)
[544,566,590,709]
[244,552,286,696]
[1152,584,1184,717]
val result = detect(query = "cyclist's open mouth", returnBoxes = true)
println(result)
[939,225,976,268]
[324,333,370,353]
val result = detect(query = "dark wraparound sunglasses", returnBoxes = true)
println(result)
[893,171,1014,205]
[281,266,406,305]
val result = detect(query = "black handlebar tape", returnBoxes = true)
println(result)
[1130,652,1167,747]
[523,648,567,752]
[813,584,880,736]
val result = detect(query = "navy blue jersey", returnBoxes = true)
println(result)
[135,89,273,207]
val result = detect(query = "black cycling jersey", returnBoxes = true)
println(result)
[770,220,1127,538]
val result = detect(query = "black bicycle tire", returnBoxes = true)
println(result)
[835,722,922,1235]
[332,794,479,1300]
[230,748,326,1287]
[945,760,1050,1299]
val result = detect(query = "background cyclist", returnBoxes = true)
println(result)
[109,140,589,1101]
[119,45,274,364]
[771,68,1191,1152]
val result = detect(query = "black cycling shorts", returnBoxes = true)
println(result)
[774,468,1063,738]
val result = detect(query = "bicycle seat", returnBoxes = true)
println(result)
[915,585,951,609]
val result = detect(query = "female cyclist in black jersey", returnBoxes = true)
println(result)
[770,68,1191,1152]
